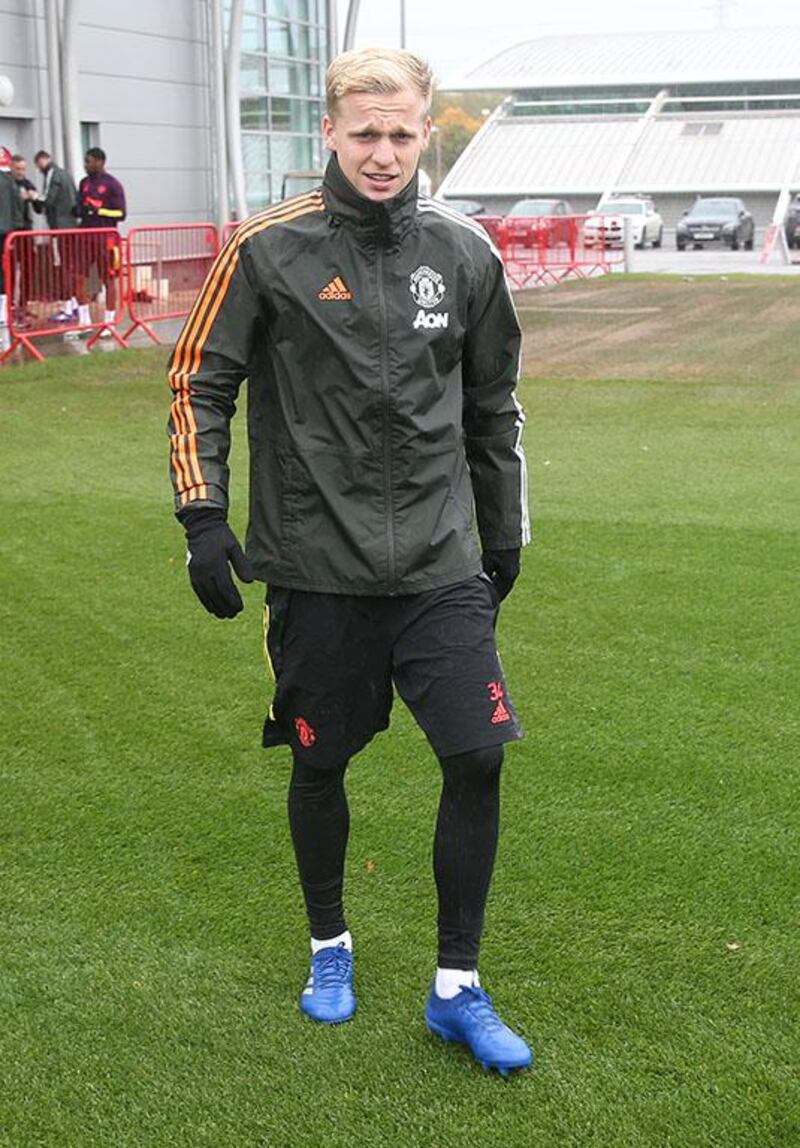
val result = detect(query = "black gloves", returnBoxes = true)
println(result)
[482,548,520,603]
[181,507,254,619]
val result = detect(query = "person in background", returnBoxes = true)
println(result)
[0,146,25,327]
[11,156,36,230]
[34,150,78,230]
[75,147,126,329]
[33,150,79,322]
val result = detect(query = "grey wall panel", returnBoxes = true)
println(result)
[79,0,207,41]
[117,167,216,221]
[0,0,43,13]
[77,73,210,130]
[100,122,211,171]
[0,10,42,108]
[78,25,208,85]
[68,0,214,225]
[0,3,50,162]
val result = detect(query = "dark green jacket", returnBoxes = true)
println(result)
[167,155,530,596]
[0,170,25,232]
[33,163,77,230]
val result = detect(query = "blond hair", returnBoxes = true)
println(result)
[326,47,434,116]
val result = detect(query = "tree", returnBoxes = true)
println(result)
[431,105,483,187]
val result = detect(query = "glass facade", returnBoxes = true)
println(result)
[237,0,328,211]
[510,81,800,118]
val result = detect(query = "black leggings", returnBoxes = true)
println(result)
[287,746,503,967]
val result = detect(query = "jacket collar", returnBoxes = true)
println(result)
[322,153,418,247]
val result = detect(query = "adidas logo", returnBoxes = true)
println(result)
[491,700,511,724]
[318,276,352,301]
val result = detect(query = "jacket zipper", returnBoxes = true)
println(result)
[376,245,397,594]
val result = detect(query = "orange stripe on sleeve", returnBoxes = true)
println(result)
[167,192,325,504]
[168,192,322,395]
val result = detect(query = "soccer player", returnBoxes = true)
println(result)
[75,147,126,330]
[167,48,532,1075]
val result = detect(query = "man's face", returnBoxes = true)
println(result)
[322,87,431,202]
[12,159,26,181]
[35,155,49,174]
[84,154,103,176]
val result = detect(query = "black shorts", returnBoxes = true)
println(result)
[262,574,523,768]
[77,231,120,282]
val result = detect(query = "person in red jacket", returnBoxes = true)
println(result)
[75,147,126,330]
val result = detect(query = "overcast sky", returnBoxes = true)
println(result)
[334,0,800,86]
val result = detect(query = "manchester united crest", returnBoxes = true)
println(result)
[409,265,446,309]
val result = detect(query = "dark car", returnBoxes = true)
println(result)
[784,193,800,249]
[676,197,755,251]
[441,198,486,217]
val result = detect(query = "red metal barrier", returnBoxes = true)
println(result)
[1,227,127,362]
[493,215,623,289]
[123,223,219,345]
[221,220,241,245]
[474,216,504,246]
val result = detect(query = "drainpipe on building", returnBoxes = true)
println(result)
[210,0,229,231]
[343,0,361,51]
[225,0,247,222]
[60,0,83,183]
[44,0,65,166]
[326,0,339,60]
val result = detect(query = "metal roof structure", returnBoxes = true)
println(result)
[438,29,800,206]
[456,26,800,91]
[625,113,800,193]
[441,111,800,198]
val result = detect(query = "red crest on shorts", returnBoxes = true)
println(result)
[295,716,317,747]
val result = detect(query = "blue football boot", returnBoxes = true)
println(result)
[299,943,355,1024]
[425,984,533,1075]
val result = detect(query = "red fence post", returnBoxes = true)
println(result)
[472,213,624,293]
[221,220,241,245]
[0,227,128,364]
[123,223,220,345]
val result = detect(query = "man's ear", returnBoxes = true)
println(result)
[322,113,337,154]
[420,114,433,152]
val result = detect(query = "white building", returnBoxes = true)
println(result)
[439,27,800,228]
[0,0,334,228]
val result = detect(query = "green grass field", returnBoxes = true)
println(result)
[1,278,799,1146]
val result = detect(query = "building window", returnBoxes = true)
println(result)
[80,122,100,153]
[238,1,327,210]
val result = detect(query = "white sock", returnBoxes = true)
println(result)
[69,296,79,313]
[78,303,91,326]
[104,308,115,324]
[0,294,7,324]
[435,967,480,999]
[311,929,352,955]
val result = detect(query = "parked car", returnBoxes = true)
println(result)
[584,196,663,249]
[281,169,323,198]
[505,197,575,247]
[784,193,800,249]
[440,198,486,217]
[676,197,754,251]
[507,197,573,217]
